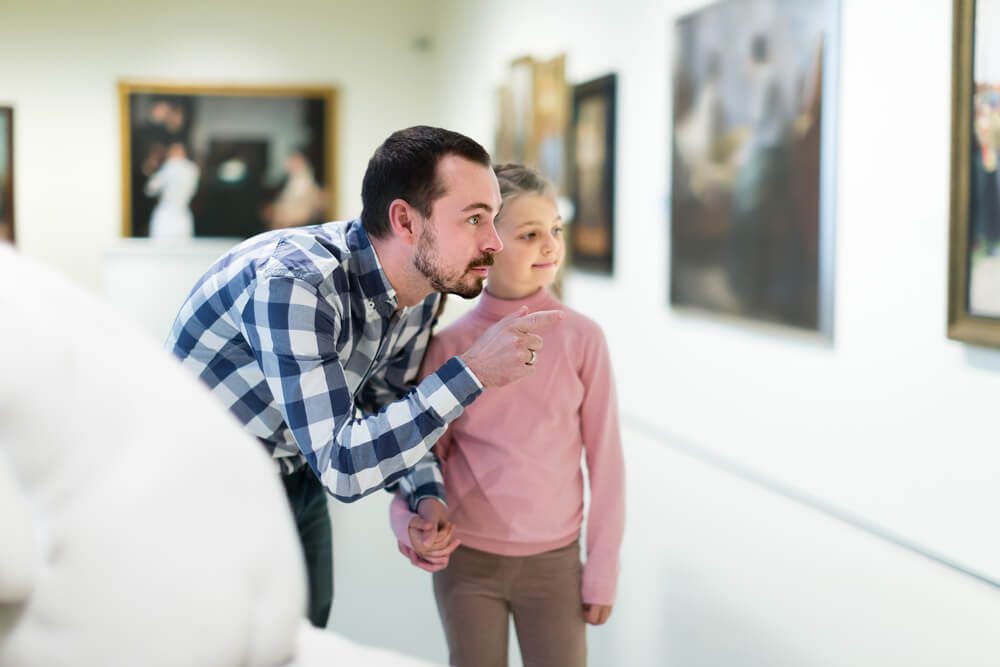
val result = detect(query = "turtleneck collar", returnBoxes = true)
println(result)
[473,287,560,321]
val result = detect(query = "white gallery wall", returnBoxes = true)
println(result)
[393,0,999,663]
[2,0,999,665]
[429,0,1000,582]
[0,0,452,291]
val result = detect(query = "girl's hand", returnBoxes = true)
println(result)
[582,603,613,625]
[405,498,460,570]
[406,513,459,564]
[396,540,450,573]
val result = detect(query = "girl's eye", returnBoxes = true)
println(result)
[468,215,480,225]
[521,232,537,240]
[553,226,564,236]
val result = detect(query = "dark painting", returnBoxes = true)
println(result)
[120,83,336,239]
[949,0,1000,346]
[0,107,13,244]
[569,74,616,274]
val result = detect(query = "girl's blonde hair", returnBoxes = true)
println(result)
[493,163,556,221]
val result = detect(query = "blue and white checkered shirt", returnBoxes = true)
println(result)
[166,219,482,505]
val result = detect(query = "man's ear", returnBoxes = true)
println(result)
[387,199,420,246]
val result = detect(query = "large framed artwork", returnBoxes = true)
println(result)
[0,106,12,244]
[119,82,337,239]
[670,0,839,333]
[494,54,569,193]
[949,0,1000,346]
[568,74,616,274]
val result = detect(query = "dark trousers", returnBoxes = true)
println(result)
[281,466,333,628]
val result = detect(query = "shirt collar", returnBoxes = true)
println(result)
[346,220,399,317]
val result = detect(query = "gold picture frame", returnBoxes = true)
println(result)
[948,0,1000,346]
[119,81,337,239]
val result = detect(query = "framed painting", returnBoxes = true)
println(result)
[494,54,569,193]
[948,0,1000,346]
[119,81,337,239]
[568,74,616,274]
[669,0,839,333]
[532,54,570,194]
[494,82,517,166]
[0,106,12,244]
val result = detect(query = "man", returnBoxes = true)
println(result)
[166,126,560,628]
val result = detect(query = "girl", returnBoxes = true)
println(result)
[391,164,625,667]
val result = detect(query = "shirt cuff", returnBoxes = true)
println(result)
[419,356,484,422]
[409,486,448,513]
[452,355,485,391]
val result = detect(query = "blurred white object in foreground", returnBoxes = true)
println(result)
[0,243,438,667]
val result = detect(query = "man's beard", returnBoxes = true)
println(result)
[413,224,494,299]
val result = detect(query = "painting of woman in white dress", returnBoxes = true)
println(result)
[145,142,200,239]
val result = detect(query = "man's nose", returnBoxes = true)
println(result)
[482,221,503,254]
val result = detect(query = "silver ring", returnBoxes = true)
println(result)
[526,349,537,366]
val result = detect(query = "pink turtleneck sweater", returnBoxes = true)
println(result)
[390,288,625,605]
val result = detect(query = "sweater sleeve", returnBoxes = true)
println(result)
[389,492,417,549]
[578,323,626,605]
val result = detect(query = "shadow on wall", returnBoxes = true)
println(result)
[661,564,809,667]
[962,343,1000,373]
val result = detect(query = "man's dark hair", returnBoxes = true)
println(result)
[361,126,492,238]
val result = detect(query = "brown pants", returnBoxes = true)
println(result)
[432,541,586,667]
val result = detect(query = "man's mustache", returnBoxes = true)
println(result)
[467,254,495,270]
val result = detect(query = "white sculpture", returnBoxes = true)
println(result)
[0,244,438,667]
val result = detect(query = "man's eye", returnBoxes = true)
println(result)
[468,215,480,225]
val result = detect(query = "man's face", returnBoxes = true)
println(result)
[413,155,503,298]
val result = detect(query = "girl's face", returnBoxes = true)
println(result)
[488,193,564,299]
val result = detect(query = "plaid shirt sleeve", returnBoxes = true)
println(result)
[393,329,462,512]
[358,306,453,510]
[242,273,481,502]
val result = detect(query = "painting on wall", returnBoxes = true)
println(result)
[568,74,616,274]
[948,0,1000,347]
[494,54,569,193]
[669,0,839,333]
[119,82,337,239]
[0,106,13,244]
